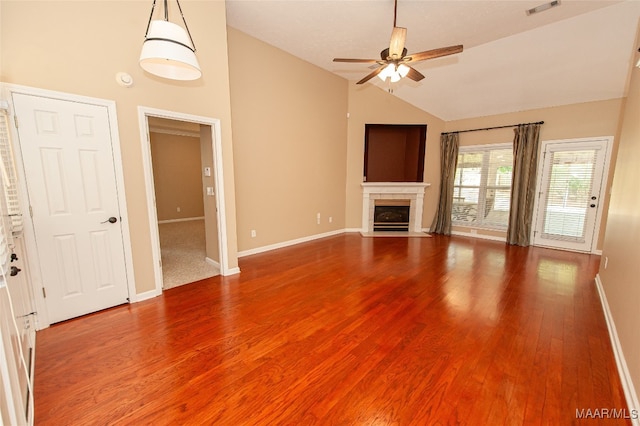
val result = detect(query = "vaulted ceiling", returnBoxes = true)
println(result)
[226,0,640,121]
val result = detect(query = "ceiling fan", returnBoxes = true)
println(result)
[333,0,463,85]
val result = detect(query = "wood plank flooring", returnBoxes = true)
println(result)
[34,234,630,425]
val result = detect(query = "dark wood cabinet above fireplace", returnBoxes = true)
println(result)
[364,124,426,183]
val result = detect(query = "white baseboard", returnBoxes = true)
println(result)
[130,288,161,303]
[238,229,346,258]
[595,274,640,424]
[205,257,220,270]
[345,228,363,233]
[222,267,241,276]
[449,228,604,254]
[451,230,507,242]
[157,216,204,224]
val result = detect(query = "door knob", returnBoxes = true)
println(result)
[101,217,118,224]
[590,204,596,208]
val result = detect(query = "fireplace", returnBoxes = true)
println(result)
[361,182,430,236]
[373,205,410,231]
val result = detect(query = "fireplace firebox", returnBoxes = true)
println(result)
[373,205,410,232]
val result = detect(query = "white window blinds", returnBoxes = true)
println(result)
[539,149,597,241]
[0,108,22,279]
[0,201,11,279]
[0,111,22,237]
[452,144,513,229]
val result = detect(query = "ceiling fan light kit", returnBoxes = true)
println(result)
[378,63,410,82]
[333,0,463,86]
[139,0,202,81]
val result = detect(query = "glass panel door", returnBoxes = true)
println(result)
[533,138,610,252]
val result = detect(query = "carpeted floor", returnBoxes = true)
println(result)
[158,219,219,289]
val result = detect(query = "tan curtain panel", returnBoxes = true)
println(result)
[507,123,542,246]
[430,132,459,235]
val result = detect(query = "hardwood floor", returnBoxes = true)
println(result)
[34,234,629,425]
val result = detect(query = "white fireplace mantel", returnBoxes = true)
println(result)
[361,182,431,234]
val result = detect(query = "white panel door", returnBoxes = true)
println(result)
[533,138,609,253]
[12,93,129,323]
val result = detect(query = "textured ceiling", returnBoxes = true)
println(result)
[226,0,640,121]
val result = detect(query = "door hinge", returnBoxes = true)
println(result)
[13,115,18,129]
[42,287,46,298]
[159,259,162,268]
[29,205,33,218]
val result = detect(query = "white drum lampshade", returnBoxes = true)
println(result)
[140,20,201,81]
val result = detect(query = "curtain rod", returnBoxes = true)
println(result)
[441,120,544,135]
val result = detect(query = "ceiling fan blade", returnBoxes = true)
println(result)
[405,66,425,82]
[405,45,463,63]
[333,58,379,63]
[357,66,384,85]
[388,27,407,59]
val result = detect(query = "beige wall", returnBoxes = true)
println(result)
[345,83,446,229]
[227,28,348,251]
[444,98,624,249]
[0,1,632,297]
[0,1,239,293]
[150,132,204,221]
[599,25,640,403]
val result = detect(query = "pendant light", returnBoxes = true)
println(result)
[139,0,201,81]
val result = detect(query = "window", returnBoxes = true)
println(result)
[0,108,22,280]
[0,110,22,236]
[0,110,12,280]
[452,144,513,229]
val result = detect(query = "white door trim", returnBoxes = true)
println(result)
[137,107,235,298]
[531,136,613,254]
[0,83,136,328]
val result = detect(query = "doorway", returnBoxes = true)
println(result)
[532,137,612,253]
[138,107,233,296]
[148,117,219,288]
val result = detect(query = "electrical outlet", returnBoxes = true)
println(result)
[176,207,181,212]
[329,216,333,223]
[251,230,256,238]
[317,212,321,225]
[470,229,477,235]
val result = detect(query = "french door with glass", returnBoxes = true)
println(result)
[532,137,611,253]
